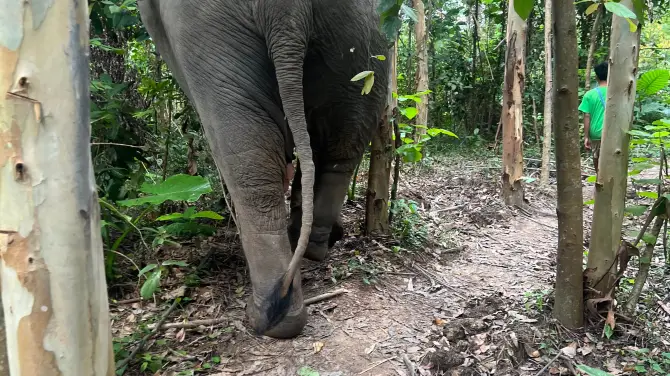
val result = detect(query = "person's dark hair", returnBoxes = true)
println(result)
[594,61,608,82]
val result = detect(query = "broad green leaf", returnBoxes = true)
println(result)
[584,199,595,205]
[426,128,459,138]
[401,4,418,22]
[402,137,414,144]
[628,129,653,138]
[576,365,614,376]
[626,18,637,32]
[632,178,662,185]
[362,73,375,95]
[513,0,534,20]
[624,205,648,216]
[652,119,670,127]
[637,191,658,199]
[297,366,320,376]
[191,210,224,220]
[372,55,386,60]
[351,71,374,82]
[155,212,185,221]
[140,269,162,299]
[414,89,433,96]
[604,2,637,19]
[162,260,188,267]
[637,69,670,96]
[117,174,212,207]
[138,263,158,277]
[401,107,418,120]
[586,175,597,183]
[585,3,599,15]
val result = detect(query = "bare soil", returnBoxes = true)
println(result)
[110,152,670,376]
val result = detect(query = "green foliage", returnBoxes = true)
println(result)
[390,199,428,249]
[637,69,670,96]
[297,366,320,376]
[576,365,613,376]
[117,174,213,207]
[138,260,189,299]
[513,0,534,21]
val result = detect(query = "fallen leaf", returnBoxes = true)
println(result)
[561,342,577,359]
[176,328,186,342]
[434,318,446,326]
[580,344,593,356]
[549,367,560,375]
[529,350,541,358]
[313,341,324,353]
[364,343,376,354]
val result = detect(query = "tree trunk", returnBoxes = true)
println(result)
[365,42,398,235]
[552,0,584,329]
[584,5,605,90]
[501,0,526,207]
[624,215,664,314]
[0,0,115,374]
[413,0,429,140]
[540,0,553,186]
[587,1,642,297]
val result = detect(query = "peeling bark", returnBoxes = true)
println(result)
[552,0,584,329]
[413,0,429,140]
[587,0,642,298]
[540,0,553,186]
[0,0,115,374]
[501,0,526,207]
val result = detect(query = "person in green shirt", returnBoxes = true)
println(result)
[579,61,608,174]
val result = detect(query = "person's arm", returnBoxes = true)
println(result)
[584,114,591,149]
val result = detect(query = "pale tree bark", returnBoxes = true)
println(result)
[587,0,642,297]
[540,0,553,186]
[365,43,398,234]
[624,215,664,314]
[0,0,115,374]
[584,5,605,90]
[501,0,526,206]
[413,0,429,140]
[552,0,584,329]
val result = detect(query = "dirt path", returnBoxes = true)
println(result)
[111,155,587,376]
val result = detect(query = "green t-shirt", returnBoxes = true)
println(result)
[578,86,607,140]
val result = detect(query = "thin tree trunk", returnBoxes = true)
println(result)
[413,0,429,140]
[0,0,115,373]
[532,98,540,146]
[624,216,664,314]
[584,5,605,90]
[365,42,398,234]
[552,0,584,329]
[501,0,526,207]
[540,0,554,185]
[587,1,642,297]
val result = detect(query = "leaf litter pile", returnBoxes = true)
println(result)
[109,152,670,375]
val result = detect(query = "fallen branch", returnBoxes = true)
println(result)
[304,289,349,305]
[357,356,396,375]
[534,350,563,376]
[148,317,227,330]
[116,299,180,370]
[658,300,670,316]
[402,354,416,376]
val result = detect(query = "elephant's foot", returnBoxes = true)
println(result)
[288,220,344,262]
[246,294,307,339]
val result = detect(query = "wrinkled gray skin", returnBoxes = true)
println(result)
[138,0,388,338]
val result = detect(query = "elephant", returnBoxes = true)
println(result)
[137,0,389,338]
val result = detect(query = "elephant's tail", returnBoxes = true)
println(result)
[255,4,315,333]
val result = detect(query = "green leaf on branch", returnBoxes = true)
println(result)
[191,210,224,220]
[586,175,597,183]
[513,0,534,20]
[637,191,658,199]
[426,128,459,138]
[585,3,599,15]
[604,2,637,19]
[637,69,670,96]
[138,264,158,277]
[624,205,648,216]
[362,73,375,95]
[400,107,418,120]
[117,174,212,207]
[627,129,653,138]
[372,55,386,61]
[140,269,162,299]
[351,71,374,82]
[401,4,418,22]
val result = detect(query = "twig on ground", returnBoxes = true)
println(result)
[534,350,563,376]
[116,299,180,370]
[402,354,417,376]
[357,356,396,375]
[304,289,349,305]
[110,297,142,306]
[148,317,227,330]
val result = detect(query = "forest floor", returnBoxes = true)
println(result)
[109,149,670,376]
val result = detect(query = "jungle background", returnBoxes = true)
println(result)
[87,0,670,374]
